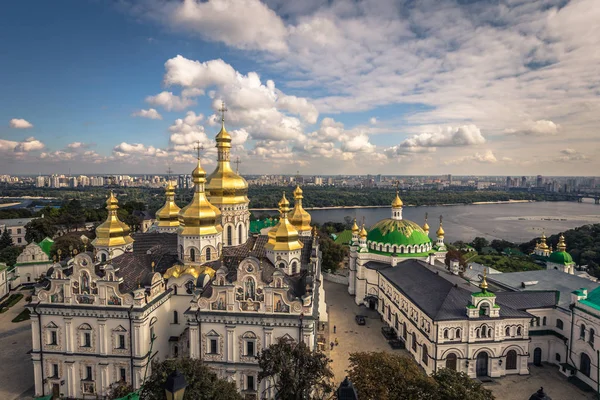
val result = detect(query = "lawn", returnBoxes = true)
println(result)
[0,293,23,313]
[12,308,30,323]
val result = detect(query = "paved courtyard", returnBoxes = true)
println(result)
[324,280,596,399]
[0,293,35,400]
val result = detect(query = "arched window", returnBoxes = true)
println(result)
[480,303,489,316]
[185,280,194,294]
[506,350,517,370]
[517,326,522,336]
[412,332,417,352]
[422,345,428,366]
[505,326,511,336]
[456,329,461,339]
[190,248,196,262]
[542,316,547,326]
[580,353,591,377]
[481,326,487,338]
[239,224,243,245]
[173,311,178,324]
[557,319,564,330]
[174,345,179,358]
[402,322,407,340]
[179,245,184,260]
[291,261,298,274]
[590,329,595,346]
[227,226,232,246]
[443,329,448,339]
[580,324,586,340]
[101,253,107,262]
[446,353,457,370]
[279,262,285,269]
[206,247,211,261]
[476,328,481,339]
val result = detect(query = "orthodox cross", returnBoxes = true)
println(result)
[425,212,428,222]
[439,215,443,224]
[234,157,241,174]
[218,101,227,122]
[193,140,204,160]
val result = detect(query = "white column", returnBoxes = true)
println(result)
[33,360,42,396]
[100,364,109,396]
[31,314,41,351]
[64,318,73,353]
[98,319,107,355]
[66,361,76,398]
[264,327,273,348]
[189,323,199,358]
[226,325,235,362]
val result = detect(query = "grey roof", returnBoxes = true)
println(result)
[487,269,600,310]
[0,217,34,227]
[364,261,390,271]
[379,259,536,321]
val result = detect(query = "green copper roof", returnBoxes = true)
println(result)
[548,250,573,265]
[580,287,600,311]
[367,218,431,249]
[39,237,54,257]
[334,230,353,245]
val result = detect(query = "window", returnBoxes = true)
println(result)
[210,339,218,354]
[101,253,107,262]
[456,329,461,339]
[557,319,564,330]
[227,226,232,246]
[580,324,586,340]
[411,333,417,352]
[443,329,448,339]
[17,238,22,244]
[27,275,31,282]
[247,341,255,357]
[85,366,93,381]
[536,317,540,327]
[32,254,35,260]
[279,262,285,269]
[239,225,243,245]
[52,364,59,378]
[206,247,211,260]
[50,331,57,345]
[17,228,21,234]
[555,353,561,362]
[517,326,522,336]
[190,248,196,262]
[506,350,517,370]
[185,280,194,294]
[150,326,155,341]
[173,310,179,324]
[505,326,511,337]
[422,346,428,366]
[118,334,126,349]
[247,375,255,391]
[590,329,595,347]
[542,316,547,326]
[291,261,298,274]
[580,353,591,377]
[446,353,457,370]
[119,368,126,382]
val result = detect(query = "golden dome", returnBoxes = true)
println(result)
[155,182,181,227]
[538,233,549,250]
[436,223,445,237]
[92,192,134,248]
[178,159,223,236]
[392,191,403,208]
[206,116,249,206]
[557,233,567,252]
[423,221,430,232]
[265,192,303,252]
[288,185,312,232]
[351,219,360,233]
[359,224,368,238]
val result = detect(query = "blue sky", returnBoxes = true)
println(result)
[1,0,598,175]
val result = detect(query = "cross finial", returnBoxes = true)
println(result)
[439,215,443,224]
[218,101,227,123]
[425,212,428,222]
[234,157,241,174]
[193,140,204,161]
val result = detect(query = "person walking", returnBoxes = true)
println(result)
[330,341,334,350]
[335,338,339,346]
[333,325,337,333]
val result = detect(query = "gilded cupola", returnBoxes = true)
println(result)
[538,233,549,250]
[155,182,181,229]
[359,224,368,239]
[265,192,303,252]
[92,192,134,248]
[351,219,360,234]
[422,213,430,234]
[206,103,249,206]
[392,191,403,208]
[436,217,445,238]
[288,185,312,234]
[178,159,223,236]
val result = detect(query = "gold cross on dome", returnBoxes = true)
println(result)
[234,157,241,173]
[218,101,228,122]
[193,141,204,160]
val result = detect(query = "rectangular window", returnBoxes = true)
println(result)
[52,364,59,378]
[84,332,91,347]
[86,366,93,381]
[247,341,255,357]
[210,339,218,354]
[50,331,57,345]
[17,237,22,244]
[118,334,126,349]
[247,375,255,390]
[17,228,21,234]
[120,368,126,382]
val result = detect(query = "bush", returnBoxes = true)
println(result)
[12,309,30,323]
[0,293,23,313]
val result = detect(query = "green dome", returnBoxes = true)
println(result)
[549,250,573,265]
[367,219,431,250]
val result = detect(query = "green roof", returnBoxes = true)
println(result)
[249,218,279,233]
[548,250,573,265]
[334,230,353,245]
[366,219,431,252]
[39,237,54,256]
[580,287,600,311]
[472,291,496,298]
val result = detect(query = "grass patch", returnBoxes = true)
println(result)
[0,293,23,313]
[12,308,30,322]
[471,255,542,273]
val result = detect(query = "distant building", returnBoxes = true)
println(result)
[36,176,46,188]
[0,217,34,246]
[0,263,8,300]
[14,238,54,286]
[537,175,544,187]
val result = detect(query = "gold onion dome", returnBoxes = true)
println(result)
[436,223,445,237]
[155,182,181,227]
[557,233,567,251]
[178,159,223,236]
[265,192,303,251]
[422,215,430,232]
[359,224,368,238]
[392,191,403,208]
[92,192,134,247]
[351,219,360,233]
[288,185,312,232]
[538,233,549,249]
[206,113,249,205]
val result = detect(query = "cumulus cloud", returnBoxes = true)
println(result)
[146,91,197,111]
[131,108,163,120]
[113,142,169,158]
[556,149,588,162]
[505,120,560,136]
[15,137,45,152]
[9,118,33,129]
[445,150,498,165]
[401,125,486,149]
[67,142,90,149]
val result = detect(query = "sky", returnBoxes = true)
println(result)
[0,0,599,176]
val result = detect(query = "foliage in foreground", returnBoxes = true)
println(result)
[347,352,494,400]
[258,336,334,400]
[139,357,242,400]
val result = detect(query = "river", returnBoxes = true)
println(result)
[254,200,600,243]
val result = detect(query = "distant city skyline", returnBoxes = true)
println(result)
[1,0,599,176]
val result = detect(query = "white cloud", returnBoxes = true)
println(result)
[9,118,33,129]
[445,150,499,165]
[131,108,163,120]
[14,137,45,152]
[369,117,377,125]
[67,142,89,149]
[145,91,197,111]
[505,120,560,136]
[113,142,169,158]
[401,125,486,149]
[556,149,588,162]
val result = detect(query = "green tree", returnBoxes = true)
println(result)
[444,248,466,268]
[0,228,14,250]
[139,357,242,400]
[123,214,142,233]
[318,231,346,272]
[25,218,58,244]
[432,368,494,400]
[0,246,22,267]
[347,352,434,400]
[106,381,135,400]
[471,237,489,253]
[258,336,334,400]
[50,233,92,259]
[59,199,86,231]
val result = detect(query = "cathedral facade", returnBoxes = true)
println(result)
[28,117,327,399]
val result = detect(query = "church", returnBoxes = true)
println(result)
[28,112,327,399]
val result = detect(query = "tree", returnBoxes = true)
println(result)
[50,233,93,259]
[0,246,23,267]
[432,368,494,400]
[59,199,86,231]
[444,248,465,268]
[106,381,135,400]
[139,357,242,400]
[347,352,434,400]
[471,237,489,253]
[123,214,142,233]
[0,228,13,250]
[258,336,334,400]
[318,232,347,273]
[25,218,58,244]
